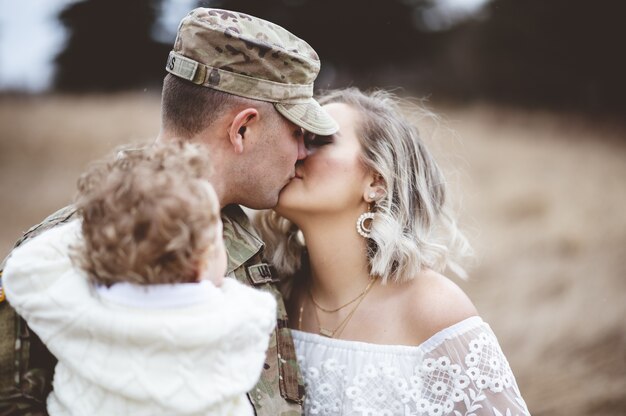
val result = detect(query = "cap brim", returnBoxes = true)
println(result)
[274,99,339,136]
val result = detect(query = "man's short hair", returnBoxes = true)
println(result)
[161,74,284,138]
[162,74,240,137]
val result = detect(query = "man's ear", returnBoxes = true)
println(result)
[228,108,259,154]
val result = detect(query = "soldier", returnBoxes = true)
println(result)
[0,7,337,416]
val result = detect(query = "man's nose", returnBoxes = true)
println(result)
[296,134,307,160]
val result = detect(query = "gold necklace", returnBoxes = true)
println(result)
[307,277,376,338]
[308,277,376,313]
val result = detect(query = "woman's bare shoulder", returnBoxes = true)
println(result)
[401,269,478,344]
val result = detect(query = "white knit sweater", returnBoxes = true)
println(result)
[3,220,277,416]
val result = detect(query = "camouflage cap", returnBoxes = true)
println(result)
[166,8,338,136]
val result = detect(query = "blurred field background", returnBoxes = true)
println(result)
[1,92,624,416]
[1,0,625,415]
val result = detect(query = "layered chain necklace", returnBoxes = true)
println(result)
[298,276,376,338]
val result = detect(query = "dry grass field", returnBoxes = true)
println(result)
[0,93,624,415]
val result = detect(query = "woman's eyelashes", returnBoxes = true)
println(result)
[304,134,333,149]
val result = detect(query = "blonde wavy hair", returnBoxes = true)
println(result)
[74,141,220,286]
[256,88,472,284]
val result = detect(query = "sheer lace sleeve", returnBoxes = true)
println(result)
[412,318,530,416]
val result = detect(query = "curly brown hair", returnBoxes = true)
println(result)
[73,141,220,287]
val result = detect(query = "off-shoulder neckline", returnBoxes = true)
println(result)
[291,315,487,354]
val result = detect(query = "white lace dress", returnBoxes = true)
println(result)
[291,317,530,416]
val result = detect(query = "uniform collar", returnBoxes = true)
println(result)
[221,205,264,275]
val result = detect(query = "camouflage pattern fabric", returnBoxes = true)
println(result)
[166,8,338,136]
[0,204,304,416]
[222,205,304,415]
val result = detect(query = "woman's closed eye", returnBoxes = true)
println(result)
[305,133,334,149]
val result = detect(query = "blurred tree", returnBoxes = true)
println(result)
[198,0,435,75]
[469,0,626,113]
[55,0,170,91]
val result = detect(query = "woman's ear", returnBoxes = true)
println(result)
[363,172,386,203]
[228,108,259,154]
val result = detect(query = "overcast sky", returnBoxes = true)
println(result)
[0,0,196,91]
[0,0,489,92]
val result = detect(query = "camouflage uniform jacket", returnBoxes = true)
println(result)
[0,204,304,416]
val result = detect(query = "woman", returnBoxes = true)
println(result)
[256,88,530,415]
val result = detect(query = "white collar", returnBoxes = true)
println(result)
[95,280,221,309]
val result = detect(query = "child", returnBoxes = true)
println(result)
[2,142,276,416]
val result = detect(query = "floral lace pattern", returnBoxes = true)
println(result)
[292,317,530,416]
